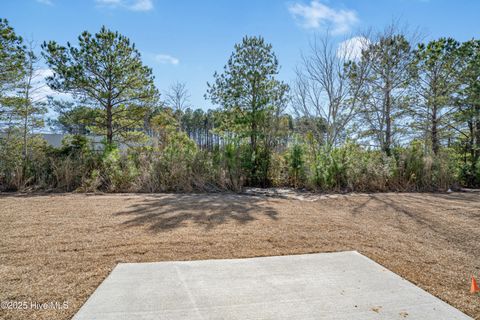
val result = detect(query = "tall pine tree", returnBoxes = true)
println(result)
[206,36,289,186]
[42,26,159,145]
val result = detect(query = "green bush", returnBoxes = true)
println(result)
[0,131,464,193]
[287,144,305,187]
[101,147,138,192]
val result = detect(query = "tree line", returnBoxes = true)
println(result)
[0,18,479,192]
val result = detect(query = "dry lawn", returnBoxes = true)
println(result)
[0,192,479,319]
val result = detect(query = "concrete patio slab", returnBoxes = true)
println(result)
[73,251,471,320]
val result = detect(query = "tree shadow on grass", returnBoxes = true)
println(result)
[114,193,279,232]
[431,191,480,204]
[351,194,479,254]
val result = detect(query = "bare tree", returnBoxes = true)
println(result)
[18,42,49,161]
[164,81,191,112]
[0,39,49,166]
[292,32,370,149]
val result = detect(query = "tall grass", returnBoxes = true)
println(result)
[0,133,461,193]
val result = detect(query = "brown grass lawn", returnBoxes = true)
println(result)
[0,192,479,319]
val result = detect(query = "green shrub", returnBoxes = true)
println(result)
[101,147,138,192]
[287,144,305,187]
[0,131,464,193]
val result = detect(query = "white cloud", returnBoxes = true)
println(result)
[96,0,154,12]
[36,0,53,5]
[152,54,179,65]
[337,36,370,60]
[30,69,70,102]
[129,0,153,11]
[288,1,358,34]
[36,68,54,80]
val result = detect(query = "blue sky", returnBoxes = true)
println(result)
[2,0,479,110]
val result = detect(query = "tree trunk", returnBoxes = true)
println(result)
[431,104,439,155]
[106,104,113,145]
[467,118,476,185]
[475,104,480,157]
[23,102,28,162]
[250,120,258,184]
[22,73,32,180]
[384,85,392,156]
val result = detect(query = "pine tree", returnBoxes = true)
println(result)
[457,39,480,185]
[354,28,413,155]
[411,38,460,154]
[42,26,159,145]
[206,36,289,186]
[0,18,26,124]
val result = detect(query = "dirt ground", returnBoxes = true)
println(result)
[0,192,479,320]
